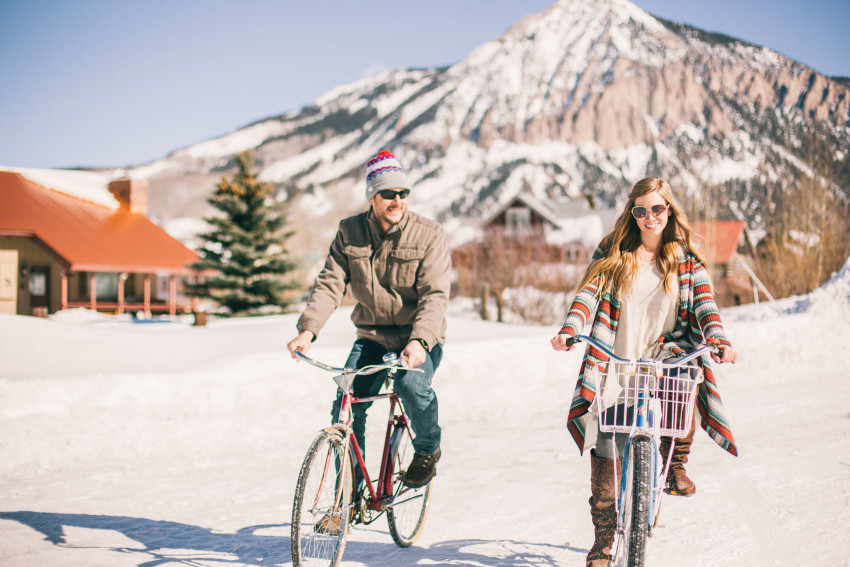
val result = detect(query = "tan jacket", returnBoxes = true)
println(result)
[297,209,451,352]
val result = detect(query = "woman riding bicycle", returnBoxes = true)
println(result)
[550,177,738,567]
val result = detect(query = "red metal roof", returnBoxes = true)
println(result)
[690,220,745,264]
[0,171,198,274]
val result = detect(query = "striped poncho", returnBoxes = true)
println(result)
[558,245,738,457]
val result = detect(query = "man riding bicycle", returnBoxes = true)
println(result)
[287,150,451,511]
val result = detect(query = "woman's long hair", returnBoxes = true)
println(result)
[575,177,702,299]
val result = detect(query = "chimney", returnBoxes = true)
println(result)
[108,177,148,215]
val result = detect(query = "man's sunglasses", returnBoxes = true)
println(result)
[631,204,668,219]
[377,189,410,200]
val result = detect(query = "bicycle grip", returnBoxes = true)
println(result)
[705,338,724,358]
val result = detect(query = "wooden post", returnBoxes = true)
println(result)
[480,283,490,321]
[60,272,68,311]
[193,310,207,326]
[89,272,97,311]
[144,274,151,318]
[117,273,126,315]
[168,275,177,316]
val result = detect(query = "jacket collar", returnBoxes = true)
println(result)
[367,208,410,240]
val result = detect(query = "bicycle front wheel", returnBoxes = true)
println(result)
[386,423,432,547]
[621,435,651,567]
[291,429,354,567]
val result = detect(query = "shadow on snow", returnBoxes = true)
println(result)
[0,510,585,566]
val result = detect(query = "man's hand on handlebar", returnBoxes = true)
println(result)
[401,340,427,368]
[286,330,314,359]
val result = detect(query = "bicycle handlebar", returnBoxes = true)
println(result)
[564,334,719,366]
[294,350,423,375]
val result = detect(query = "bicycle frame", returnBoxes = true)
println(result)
[295,350,423,519]
[335,388,413,512]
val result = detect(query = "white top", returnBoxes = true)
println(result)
[612,260,678,360]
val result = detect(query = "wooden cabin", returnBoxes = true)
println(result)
[476,193,617,263]
[691,220,758,306]
[0,171,199,317]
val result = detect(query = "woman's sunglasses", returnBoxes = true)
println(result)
[631,204,668,219]
[377,189,410,200]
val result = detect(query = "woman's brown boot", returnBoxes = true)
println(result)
[660,419,696,496]
[587,450,618,567]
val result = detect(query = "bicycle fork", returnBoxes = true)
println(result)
[316,394,354,523]
[611,393,664,557]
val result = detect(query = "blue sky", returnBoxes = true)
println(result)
[1,0,847,170]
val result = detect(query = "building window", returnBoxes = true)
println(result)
[29,271,47,296]
[506,207,531,238]
[96,273,119,301]
[156,272,171,301]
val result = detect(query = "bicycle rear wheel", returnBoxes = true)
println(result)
[621,435,651,567]
[386,423,432,547]
[291,430,354,567]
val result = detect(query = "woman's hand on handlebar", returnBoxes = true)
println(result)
[550,333,576,352]
[711,344,737,364]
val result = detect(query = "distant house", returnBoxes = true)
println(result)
[691,220,764,306]
[450,193,617,317]
[477,192,618,263]
[0,171,199,317]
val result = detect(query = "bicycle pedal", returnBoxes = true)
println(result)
[350,501,366,525]
[664,487,694,497]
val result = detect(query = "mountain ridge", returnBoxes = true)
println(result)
[108,0,848,258]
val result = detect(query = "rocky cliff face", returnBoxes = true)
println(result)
[122,0,850,255]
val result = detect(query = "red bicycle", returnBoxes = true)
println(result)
[290,351,433,567]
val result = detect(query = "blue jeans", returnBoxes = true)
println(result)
[332,339,442,494]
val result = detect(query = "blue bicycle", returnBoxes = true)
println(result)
[566,335,717,567]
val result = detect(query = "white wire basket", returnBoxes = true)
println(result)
[594,360,703,438]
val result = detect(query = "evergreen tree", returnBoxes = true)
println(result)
[187,151,298,315]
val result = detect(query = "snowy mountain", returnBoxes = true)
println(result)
[116,0,849,255]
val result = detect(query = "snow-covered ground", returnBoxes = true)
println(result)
[2,260,850,566]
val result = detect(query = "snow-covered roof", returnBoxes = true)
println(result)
[480,191,617,247]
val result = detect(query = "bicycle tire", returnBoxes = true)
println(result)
[291,430,354,567]
[386,423,432,547]
[622,436,651,567]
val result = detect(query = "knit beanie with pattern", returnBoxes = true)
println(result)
[365,150,410,200]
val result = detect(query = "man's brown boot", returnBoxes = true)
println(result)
[660,419,696,496]
[587,450,619,567]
